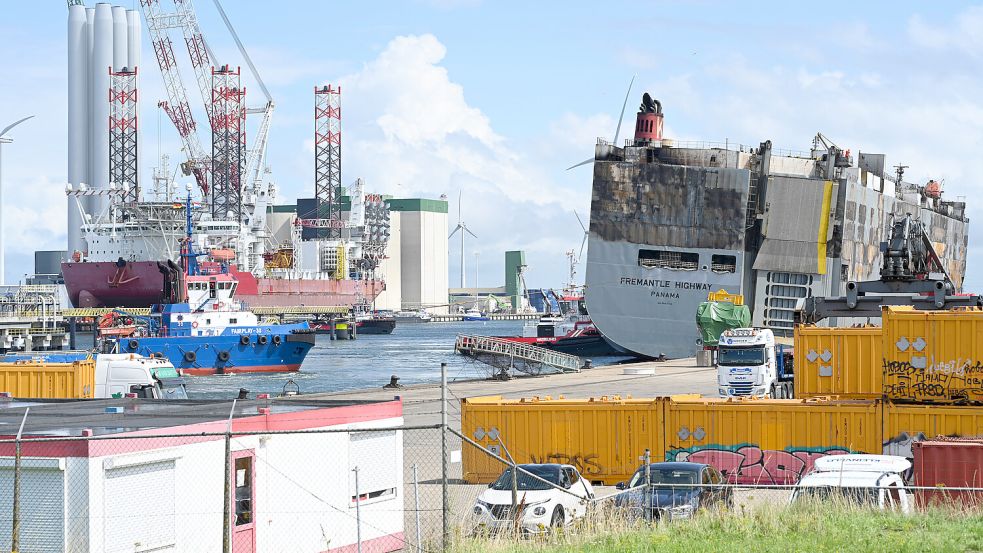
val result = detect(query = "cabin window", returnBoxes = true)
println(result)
[710,254,737,273]
[638,249,699,271]
[230,318,238,324]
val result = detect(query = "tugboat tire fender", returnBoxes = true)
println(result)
[272,335,282,346]
[239,335,251,346]
[257,335,268,345]
[217,350,231,363]
[127,339,139,351]
[183,351,197,363]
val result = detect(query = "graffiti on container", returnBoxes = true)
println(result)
[528,452,603,475]
[882,356,983,401]
[666,443,854,484]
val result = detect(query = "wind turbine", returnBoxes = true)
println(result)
[448,191,476,288]
[566,211,589,288]
[566,75,636,171]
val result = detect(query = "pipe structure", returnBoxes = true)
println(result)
[90,4,113,218]
[112,6,127,72]
[67,5,87,254]
[84,7,95,220]
[127,9,141,193]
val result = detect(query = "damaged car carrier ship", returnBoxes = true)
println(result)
[584,93,970,358]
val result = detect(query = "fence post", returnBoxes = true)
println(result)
[440,362,449,549]
[353,465,362,553]
[643,449,652,521]
[412,464,422,553]
[495,437,519,517]
[11,408,28,553]
[223,399,237,553]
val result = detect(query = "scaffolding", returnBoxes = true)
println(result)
[314,85,342,237]
[109,66,139,203]
[210,65,245,222]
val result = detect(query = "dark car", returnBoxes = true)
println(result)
[614,462,732,520]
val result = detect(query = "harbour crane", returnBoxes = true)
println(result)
[139,0,274,198]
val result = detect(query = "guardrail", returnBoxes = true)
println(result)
[454,334,584,374]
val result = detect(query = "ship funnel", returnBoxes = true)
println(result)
[634,92,663,143]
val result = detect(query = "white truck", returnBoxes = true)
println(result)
[0,352,189,400]
[716,328,794,399]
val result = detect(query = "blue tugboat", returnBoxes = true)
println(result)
[106,193,316,375]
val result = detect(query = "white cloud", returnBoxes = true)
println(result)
[908,7,983,55]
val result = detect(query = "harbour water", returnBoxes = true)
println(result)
[184,320,632,399]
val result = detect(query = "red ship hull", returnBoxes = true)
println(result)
[62,260,384,308]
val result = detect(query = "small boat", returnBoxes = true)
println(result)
[462,309,491,322]
[394,310,432,323]
[497,292,622,356]
[356,312,397,335]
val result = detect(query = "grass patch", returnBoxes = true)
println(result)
[451,503,983,553]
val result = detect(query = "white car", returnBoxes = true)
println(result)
[790,454,912,513]
[472,464,595,533]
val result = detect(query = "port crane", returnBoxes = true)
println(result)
[140,0,274,199]
[796,214,982,323]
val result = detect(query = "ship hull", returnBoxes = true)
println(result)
[62,260,170,308]
[119,331,315,375]
[62,260,384,308]
[499,335,622,357]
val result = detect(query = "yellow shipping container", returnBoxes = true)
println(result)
[883,403,983,455]
[461,395,668,485]
[882,307,983,404]
[665,397,882,484]
[794,326,883,399]
[0,360,96,398]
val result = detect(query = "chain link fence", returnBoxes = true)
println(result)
[0,411,980,552]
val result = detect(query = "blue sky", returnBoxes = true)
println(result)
[1,1,982,291]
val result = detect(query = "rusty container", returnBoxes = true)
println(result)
[912,437,983,507]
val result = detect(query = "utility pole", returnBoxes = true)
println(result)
[0,116,34,285]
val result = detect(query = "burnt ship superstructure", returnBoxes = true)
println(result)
[584,93,970,358]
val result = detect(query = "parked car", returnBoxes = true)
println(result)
[790,454,911,513]
[472,464,594,533]
[614,462,732,520]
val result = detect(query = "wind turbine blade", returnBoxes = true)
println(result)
[465,227,478,239]
[574,210,587,232]
[566,157,594,171]
[0,115,34,138]
[580,234,588,259]
[449,227,461,239]
[612,74,636,145]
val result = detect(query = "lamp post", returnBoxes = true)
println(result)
[0,116,35,285]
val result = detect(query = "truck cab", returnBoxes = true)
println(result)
[716,328,793,398]
[95,354,189,399]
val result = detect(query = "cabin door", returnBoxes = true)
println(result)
[231,450,256,553]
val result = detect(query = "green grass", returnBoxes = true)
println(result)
[451,503,983,553]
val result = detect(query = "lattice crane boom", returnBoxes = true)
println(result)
[140,0,210,194]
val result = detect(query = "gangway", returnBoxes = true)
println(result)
[454,334,584,376]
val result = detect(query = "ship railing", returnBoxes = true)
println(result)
[601,136,812,159]
[454,334,584,374]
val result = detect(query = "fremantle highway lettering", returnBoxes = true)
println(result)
[619,277,713,299]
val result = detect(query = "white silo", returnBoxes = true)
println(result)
[84,7,95,220]
[127,9,141,193]
[112,6,127,71]
[90,3,113,217]
[67,4,87,254]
